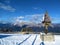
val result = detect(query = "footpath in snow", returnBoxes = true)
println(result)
[0,34,60,45]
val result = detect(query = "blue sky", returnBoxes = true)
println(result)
[0,0,60,23]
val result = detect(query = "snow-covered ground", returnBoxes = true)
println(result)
[0,34,60,45]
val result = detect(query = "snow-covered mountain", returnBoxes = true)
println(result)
[0,22,60,33]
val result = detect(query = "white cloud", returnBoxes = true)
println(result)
[17,16,24,19]
[33,7,43,10]
[0,3,16,12]
[13,14,44,25]
[33,7,38,10]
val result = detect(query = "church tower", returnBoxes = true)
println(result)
[42,11,51,23]
[42,11,51,34]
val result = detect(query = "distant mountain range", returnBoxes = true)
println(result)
[0,22,60,33]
